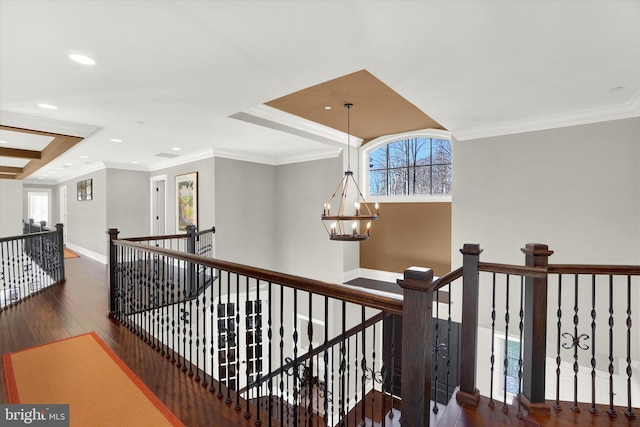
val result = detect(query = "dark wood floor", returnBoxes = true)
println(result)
[1,255,637,426]
[0,255,267,427]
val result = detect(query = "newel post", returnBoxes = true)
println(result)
[397,266,435,427]
[457,243,483,405]
[55,223,65,282]
[521,243,553,413]
[107,228,120,319]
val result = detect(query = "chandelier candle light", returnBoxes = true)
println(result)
[321,103,379,241]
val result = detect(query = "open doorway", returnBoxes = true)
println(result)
[150,175,167,235]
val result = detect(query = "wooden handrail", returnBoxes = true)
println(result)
[112,239,404,315]
[478,262,548,278]
[431,266,463,292]
[548,264,640,275]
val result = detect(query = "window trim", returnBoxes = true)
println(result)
[360,128,453,203]
[25,188,52,225]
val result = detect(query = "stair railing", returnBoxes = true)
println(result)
[1,222,65,310]
[107,231,405,426]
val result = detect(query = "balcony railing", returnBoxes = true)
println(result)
[107,233,639,426]
[1,222,65,310]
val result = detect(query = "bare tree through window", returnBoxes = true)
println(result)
[369,137,451,196]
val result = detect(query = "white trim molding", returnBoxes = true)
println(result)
[453,89,640,141]
[0,110,97,137]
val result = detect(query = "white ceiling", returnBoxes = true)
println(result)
[1,0,639,184]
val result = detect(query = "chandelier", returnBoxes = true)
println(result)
[321,103,379,241]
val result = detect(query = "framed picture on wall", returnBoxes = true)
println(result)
[77,179,93,201]
[176,172,198,231]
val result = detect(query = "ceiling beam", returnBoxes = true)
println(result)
[0,173,17,180]
[0,166,23,174]
[0,147,41,159]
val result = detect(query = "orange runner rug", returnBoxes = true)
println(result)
[63,248,79,259]
[3,332,183,426]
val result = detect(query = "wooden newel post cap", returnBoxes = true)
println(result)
[521,243,554,257]
[397,266,434,291]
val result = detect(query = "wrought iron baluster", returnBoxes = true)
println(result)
[554,274,562,410]
[433,290,440,415]
[360,306,366,426]
[244,276,251,418]
[340,300,346,424]
[324,295,330,427]
[502,274,510,414]
[234,273,241,409]
[516,276,524,418]
[208,267,216,393]
[489,273,496,408]
[279,284,285,423]
[624,275,635,419]
[607,275,616,417]
[267,282,273,420]
[589,275,597,414]
[307,292,314,426]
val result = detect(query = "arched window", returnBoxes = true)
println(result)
[361,129,452,201]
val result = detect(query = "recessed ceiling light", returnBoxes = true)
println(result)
[0,140,7,144]
[80,155,89,159]
[38,103,58,110]
[609,86,624,92]
[324,106,332,110]
[171,147,182,151]
[131,160,139,164]
[69,53,95,65]
[110,138,123,143]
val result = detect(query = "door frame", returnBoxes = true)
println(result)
[150,174,168,235]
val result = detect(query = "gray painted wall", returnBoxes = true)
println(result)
[275,156,345,283]
[63,169,108,257]
[452,117,640,360]
[452,117,640,266]
[106,169,150,238]
[0,179,22,237]
[214,157,276,270]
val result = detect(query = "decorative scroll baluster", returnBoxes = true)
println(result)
[307,292,314,426]
[244,276,251,418]
[489,273,496,408]
[324,295,330,427]
[516,276,524,418]
[199,267,207,386]
[234,273,241,410]
[360,306,366,426]
[279,284,285,422]
[267,282,273,420]
[570,274,581,412]
[554,274,562,410]
[433,290,440,415]
[209,270,216,393]
[502,274,510,414]
[607,275,617,417]
[340,300,346,424]
[624,275,635,419]
[195,271,203,383]
[589,275,597,414]
[389,314,396,422]
[171,261,177,364]
[255,278,262,425]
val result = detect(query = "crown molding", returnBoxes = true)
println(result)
[0,110,97,137]
[453,91,640,141]
[212,147,341,166]
[230,104,363,149]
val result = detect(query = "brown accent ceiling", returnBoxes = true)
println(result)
[265,69,446,143]
[0,126,84,180]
